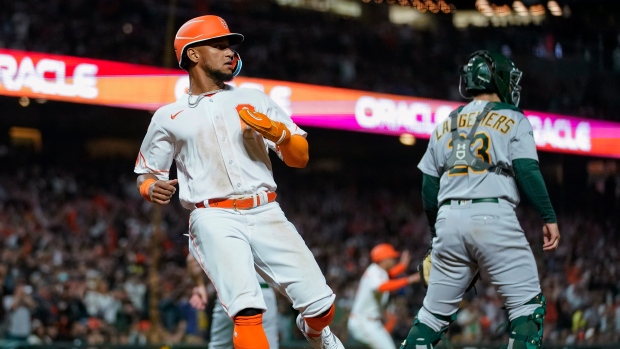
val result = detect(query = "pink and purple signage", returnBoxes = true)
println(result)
[2,49,619,158]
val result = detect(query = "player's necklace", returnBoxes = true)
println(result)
[187,88,225,108]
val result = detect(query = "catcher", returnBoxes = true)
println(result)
[400,50,560,349]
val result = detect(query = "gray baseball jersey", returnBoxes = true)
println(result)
[418,100,538,204]
[415,99,542,326]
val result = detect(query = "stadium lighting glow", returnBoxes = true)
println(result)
[547,1,562,16]
[18,96,30,107]
[399,133,416,146]
[494,5,511,17]
[529,4,545,16]
[475,0,495,17]
[512,1,528,16]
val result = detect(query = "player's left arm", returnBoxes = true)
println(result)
[237,97,308,168]
[510,116,560,250]
[263,98,309,168]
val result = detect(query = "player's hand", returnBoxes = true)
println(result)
[236,106,291,145]
[189,284,208,310]
[399,250,411,267]
[407,272,421,284]
[150,179,178,205]
[542,223,560,251]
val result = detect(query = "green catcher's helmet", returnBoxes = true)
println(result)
[459,50,523,106]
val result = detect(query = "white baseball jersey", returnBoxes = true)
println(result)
[418,100,538,205]
[148,84,336,322]
[350,263,389,318]
[348,263,396,349]
[134,85,306,210]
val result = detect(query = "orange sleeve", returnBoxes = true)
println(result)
[388,263,406,278]
[384,311,397,333]
[377,278,409,293]
[279,134,309,168]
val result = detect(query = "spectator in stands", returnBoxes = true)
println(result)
[2,282,37,341]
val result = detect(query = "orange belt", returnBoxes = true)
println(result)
[195,191,277,210]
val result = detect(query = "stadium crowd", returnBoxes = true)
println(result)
[1,0,620,121]
[0,158,618,346]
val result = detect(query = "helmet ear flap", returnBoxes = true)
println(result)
[232,51,242,77]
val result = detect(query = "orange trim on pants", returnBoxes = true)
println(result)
[304,304,335,337]
[233,314,269,349]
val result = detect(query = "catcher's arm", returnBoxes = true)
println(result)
[236,105,308,168]
[377,273,421,293]
[418,174,440,289]
[421,173,440,239]
[513,158,560,251]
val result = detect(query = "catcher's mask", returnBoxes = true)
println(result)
[459,50,522,106]
[174,15,243,76]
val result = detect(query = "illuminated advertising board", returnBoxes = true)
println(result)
[1,49,619,158]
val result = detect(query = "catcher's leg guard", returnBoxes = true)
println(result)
[399,316,452,349]
[507,293,546,349]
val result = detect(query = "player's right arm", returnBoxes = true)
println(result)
[135,114,178,204]
[418,131,441,238]
[136,174,178,205]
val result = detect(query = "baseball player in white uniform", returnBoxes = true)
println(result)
[187,254,279,349]
[347,244,420,349]
[135,15,345,349]
[399,50,560,349]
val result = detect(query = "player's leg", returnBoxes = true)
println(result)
[247,202,343,348]
[467,201,545,349]
[208,300,234,349]
[400,205,475,349]
[260,285,279,349]
[348,316,396,349]
[189,208,269,349]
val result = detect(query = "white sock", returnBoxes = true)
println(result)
[304,321,322,337]
[417,307,450,332]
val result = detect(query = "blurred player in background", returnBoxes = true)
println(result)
[134,15,344,349]
[186,253,279,349]
[399,50,560,349]
[347,244,420,349]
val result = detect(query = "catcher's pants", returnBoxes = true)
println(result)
[422,199,541,323]
[209,283,279,349]
[348,314,396,349]
[188,202,335,318]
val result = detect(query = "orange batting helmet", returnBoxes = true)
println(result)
[370,243,400,263]
[174,15,244,72]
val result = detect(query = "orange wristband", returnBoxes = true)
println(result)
[139,179,157,202]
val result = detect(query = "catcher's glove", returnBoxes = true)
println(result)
[417,247,480,293]
[418,248,432,288]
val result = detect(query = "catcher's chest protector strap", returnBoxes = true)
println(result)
[442,102,513,177]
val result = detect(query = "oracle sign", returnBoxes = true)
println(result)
[0,49,618,158]
[352,95,601,155]
[528,114,591,152]
[354,96,454,135]
[0,53,98,98]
